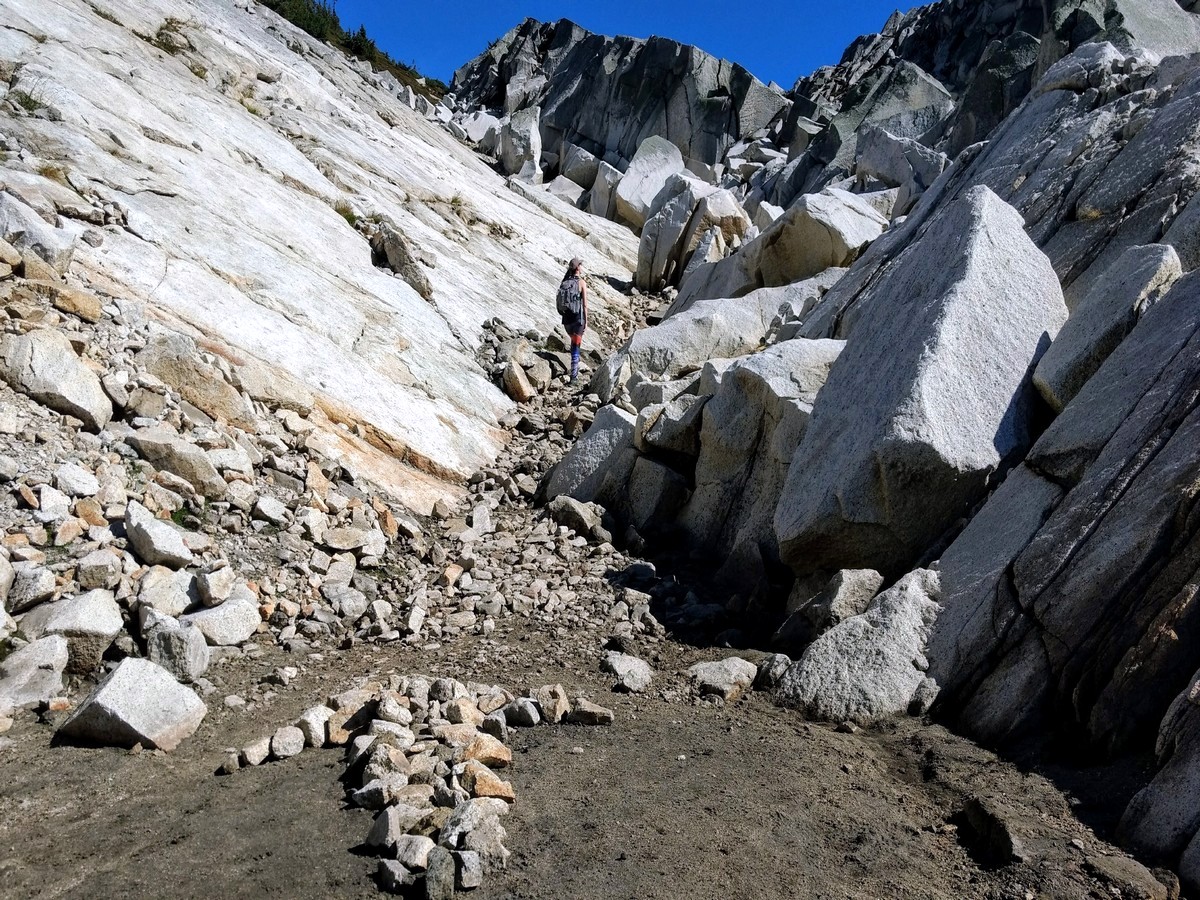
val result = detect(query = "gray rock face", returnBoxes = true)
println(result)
[679,339,843,587]
[675,189,886,309]
[500,106,543,181]
[1033,244,1182,412]
[544,405,636,503]
[453,19,788,170]
[0,329,112,431]
[780,0,1200,205]
[636,394,707,458]
[775,186,1067,577]
[927,270,1200,755]
[58,658,207,751]
[124,500,194,569]
[776,569,941,724]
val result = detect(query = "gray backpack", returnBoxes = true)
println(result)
[556,276,583,317]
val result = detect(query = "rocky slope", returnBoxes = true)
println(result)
[0,0,638,516]
[518,2,1200,894]
[6,0,1200,896]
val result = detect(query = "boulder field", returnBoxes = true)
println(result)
[4,0,1200,896]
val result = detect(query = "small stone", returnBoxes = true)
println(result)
[480,712,508,743]
[393,834,436,871]
[54,463,100,497]
[366,803,427,852]
[455,850,484,890]
[7,565,56,613]
[124,500,193,569]
[76,548,122,590]
[601,652,653,693]
[218,750,241,775]
[241,736,271,766]
[687,657,758,702]
[445,697,484,726]
[146,623,210,683]
[271,725,305,759]
[424,847,456,900]
[196,564,237,606]
[253,496,289,525]
[502,697,540,727]
[377,859,416,893]
[460,758,515,802]
[532,684,570,724]
[567,698,614,725]
[295,705,334,747]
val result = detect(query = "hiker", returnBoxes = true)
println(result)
[556,256,588,382]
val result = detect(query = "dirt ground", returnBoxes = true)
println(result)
[0,615,1168,900]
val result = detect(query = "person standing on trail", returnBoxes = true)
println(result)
[556,257,588,383]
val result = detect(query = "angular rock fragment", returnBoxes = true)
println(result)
[775,187,1067,576]
[0,635,69,707]
[124,500,194,569]
[776,569,941,724]
[688,658,758,702]
[0,329,111,431]
[601,651,653,693]
[58,658,207,751]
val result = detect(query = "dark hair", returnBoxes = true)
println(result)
[563,257,583,280]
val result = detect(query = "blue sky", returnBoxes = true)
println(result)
[333,1,925,89]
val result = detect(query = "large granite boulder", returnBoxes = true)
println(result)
[635,178,716,292]
[615,137,686,231]
[674,189,886,309]
[0,635,69,707]
[678,339,844,586]
[57,658,207,751]
[544,405,637,503]
[775,569,941,724]
[0,329,112,431]
[927,269,1200,754]
[775,186,1067,577]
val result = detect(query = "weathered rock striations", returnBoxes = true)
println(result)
[0,0,637,516]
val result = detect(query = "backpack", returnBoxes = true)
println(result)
[556,276,583,318]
